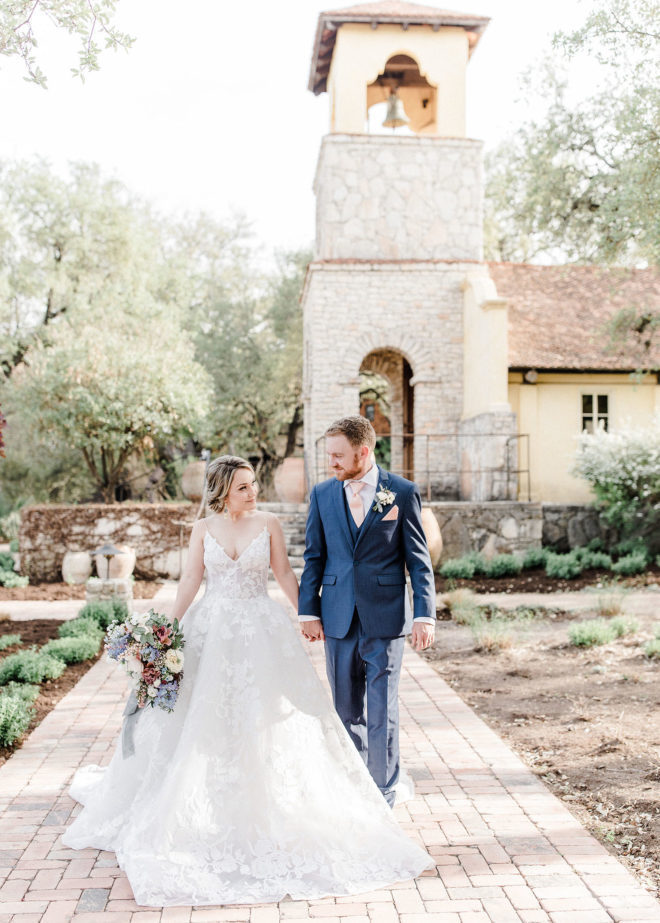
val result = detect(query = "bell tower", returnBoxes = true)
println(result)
[303,1,516,499]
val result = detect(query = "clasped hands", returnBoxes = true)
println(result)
[300,619,434,651]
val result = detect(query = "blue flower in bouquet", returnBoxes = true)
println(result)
[140,644,160,663]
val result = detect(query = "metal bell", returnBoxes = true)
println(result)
[382,90,408,129]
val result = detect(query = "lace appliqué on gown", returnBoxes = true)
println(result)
[62,527,432,906]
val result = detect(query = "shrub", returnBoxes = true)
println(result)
[0,682,40,703]
[0,648,65,684]
[579,550,613,570]
[440,557,476,580]
[573,421,660,553]
[0,633,21,651]
[0,692,35,747]
[41,636,100,664]
[613,537,650,560]
[568,619,617,647]
[545,552,584,580]
[0,552,13,571]
[444,589,481,625]
[645,638,660,657]
[587,537,606,552]
[612,552,648,576]
[0,572,29,588]
[594,582,628,617]
[471,615,513,652]
[77,597,128,630]
[58,617,103,642]
[483,554,522,578]
[522,547,549,569]
[610,616,638,637]
[465,552,489,575]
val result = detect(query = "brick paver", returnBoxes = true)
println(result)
[1,586,659,922]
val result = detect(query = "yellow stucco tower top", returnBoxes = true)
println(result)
[308,0,489,136]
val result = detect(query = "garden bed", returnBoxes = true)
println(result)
[436,563,660,595]
[0,618,102,768]
[0,580,162,601]
[422,600,660,897]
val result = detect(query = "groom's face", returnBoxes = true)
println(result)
[326,435,369,480]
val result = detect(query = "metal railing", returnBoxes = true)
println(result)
[313,431,531,501]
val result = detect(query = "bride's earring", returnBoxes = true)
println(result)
[223,504,229,520]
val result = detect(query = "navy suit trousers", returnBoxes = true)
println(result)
[324,611,405,807]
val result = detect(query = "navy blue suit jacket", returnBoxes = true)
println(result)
[298,468,436,639]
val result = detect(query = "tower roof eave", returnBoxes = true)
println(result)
[308,0,490,95]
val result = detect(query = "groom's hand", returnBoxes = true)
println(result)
[301,619,325,642]
[411,622,435,652]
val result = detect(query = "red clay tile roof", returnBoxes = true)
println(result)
[488,262,660,371]
[309,1,489,94]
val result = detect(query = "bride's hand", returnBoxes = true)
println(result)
[301,619,325,643]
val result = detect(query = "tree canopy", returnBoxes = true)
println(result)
[484,0,660,268]
[0,0,133,86]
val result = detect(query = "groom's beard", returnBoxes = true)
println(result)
[331,452,364,481]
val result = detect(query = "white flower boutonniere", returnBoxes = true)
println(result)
[373,484,396,513]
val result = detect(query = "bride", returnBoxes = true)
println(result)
[62,455,432,906]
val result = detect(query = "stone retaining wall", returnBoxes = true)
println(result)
[541,504,616,552]
[427,501,543,560]
[19,503,198,582]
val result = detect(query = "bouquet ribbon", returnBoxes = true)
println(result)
[121,690,141,758]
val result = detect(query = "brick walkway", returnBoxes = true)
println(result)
[1,588,659,922]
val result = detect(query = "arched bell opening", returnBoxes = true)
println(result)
[366,54,437,135]
[359,349,414,478]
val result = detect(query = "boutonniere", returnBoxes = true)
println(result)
[373,484,396,512]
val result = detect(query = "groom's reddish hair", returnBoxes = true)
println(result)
[325,416,376,451]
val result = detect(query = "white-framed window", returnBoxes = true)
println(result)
[582,393,609,433]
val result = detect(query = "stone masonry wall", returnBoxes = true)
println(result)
[427,501,543,561]
[542,504,617,552]
[303,261,469,492]
[19,503,197,582]
[315,134,483,261]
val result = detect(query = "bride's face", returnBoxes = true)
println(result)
[226,468,259,512]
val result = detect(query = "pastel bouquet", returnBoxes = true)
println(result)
[105,608,185,712]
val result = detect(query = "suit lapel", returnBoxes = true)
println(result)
[354,467,389,551]
[332,477,354,550]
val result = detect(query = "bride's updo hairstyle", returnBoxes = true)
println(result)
[205,455,255,514]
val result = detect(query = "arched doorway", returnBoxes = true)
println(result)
[359,349,414,478]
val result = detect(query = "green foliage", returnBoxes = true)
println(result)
[485,0,660,267]
[440,558,476,580]
[58,618,103,642]
[41,635,100,664]
[0,682,40,703]
[568,619,617,647]
[522,547,550,569]
[444,589,481,626]
[0,511,19,543]
[574,422,660,554]
[610,616,638,637]
[645,638,660,657]
[0,549,29,587]
[470,615,514,653]
[0,552,13,571]
[0,0,135,88]
[612,552,649,576]
[0,648,65,684]
[0,634,21,652]
[483,554,522,578]
[545,551,584,579]
[0,691,34,747]
[574,548,613,570]
[77,598,127,630]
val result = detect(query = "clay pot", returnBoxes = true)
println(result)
[181,460,206,502]
[421,508,443,568]
[62,551,92,585]
[94,544,136,580]
[273,457,306,503]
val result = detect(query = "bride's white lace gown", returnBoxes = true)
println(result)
[62,527,432,906]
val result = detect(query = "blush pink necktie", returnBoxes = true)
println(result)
[348,481,365,527]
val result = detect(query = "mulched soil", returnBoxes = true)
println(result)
[436,564,660,595]
[0,580,162,601]
[0,618,102,769]
[422,605,660,897]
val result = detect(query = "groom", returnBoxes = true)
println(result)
[299,415,436,806]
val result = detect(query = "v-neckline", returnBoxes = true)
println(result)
[205,526,268,563]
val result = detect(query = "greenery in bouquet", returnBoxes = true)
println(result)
[105,609,185,712]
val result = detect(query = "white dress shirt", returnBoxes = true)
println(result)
[299,464,435,627]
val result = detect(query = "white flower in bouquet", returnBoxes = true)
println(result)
[147,686,158,697]
[164,649,184,673]
[130,611,150,627]
[124,654,143,678]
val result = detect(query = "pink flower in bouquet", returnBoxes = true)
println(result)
[142,664,160,685]
[153,625,173,646]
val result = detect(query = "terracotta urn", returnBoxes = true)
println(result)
[181,460,206,502]
[94,544,136,580]
[421,508,443,568]
[273,457,306,503]
[62,551,92,585]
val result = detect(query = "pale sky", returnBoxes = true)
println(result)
[0,0,596,261]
